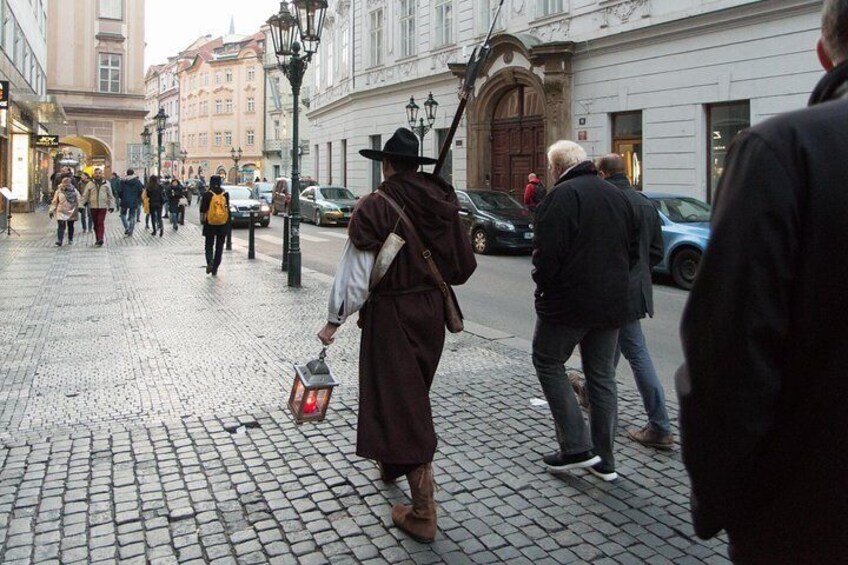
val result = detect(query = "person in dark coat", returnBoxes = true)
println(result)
[119,170,144,236]
[317,129,476,543]
[145,175,165,237]
[199,175,230,276]
[679,2,848,562]
[166,179,185,231]
[532,140,639,483]
[110,172,121,208]
[597,154,672,450]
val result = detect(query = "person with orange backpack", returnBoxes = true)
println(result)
[199,175,230,276]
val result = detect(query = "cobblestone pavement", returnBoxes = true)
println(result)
[0,212,729,564]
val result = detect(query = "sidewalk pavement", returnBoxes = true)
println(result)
[0,211,729,564]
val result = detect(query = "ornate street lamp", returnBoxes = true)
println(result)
[406,92,438,159]
[180,149,188,180]
[140,126,152,181]
[268,0,328,288]
[154,108,168,177]
[230,146,243,184]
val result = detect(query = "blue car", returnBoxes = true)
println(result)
[643,192,711,290]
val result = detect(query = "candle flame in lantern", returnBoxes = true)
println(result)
[304,392,318,414]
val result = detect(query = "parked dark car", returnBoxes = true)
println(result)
[643,192,711,290]
[224,185,271,227]
[456,189,534,254]
[301,185,358,226]
[271,176,318,215]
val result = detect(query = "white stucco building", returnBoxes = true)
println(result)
[307,0,823,201]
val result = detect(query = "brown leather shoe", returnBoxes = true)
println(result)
[391,463,437,543]
[627,426,675,450]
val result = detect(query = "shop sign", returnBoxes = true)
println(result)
[33,135,59,148]
[11,134,30,200]
[0,81,9,110]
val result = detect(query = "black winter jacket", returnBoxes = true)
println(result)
[606,174,663,320]
[679,60,848,562]
[532,161,638,328]
[146,185,165,207]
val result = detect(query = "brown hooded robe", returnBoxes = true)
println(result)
[347,172,477,469]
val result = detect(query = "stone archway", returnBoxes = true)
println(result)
[59,136,114,175]
[459,35,574,189]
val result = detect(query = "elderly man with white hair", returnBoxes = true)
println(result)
[531,140,638,482]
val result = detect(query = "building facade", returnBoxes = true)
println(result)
[0,0,60,216]
[144,58,182,178]
[307,0,823,201]
[47,0,146,178]
[178,33,266,184]
[262,27,314,183]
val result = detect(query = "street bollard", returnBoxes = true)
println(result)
[226,221,232,251]
[248,212,256,260]
[282,213,290,272]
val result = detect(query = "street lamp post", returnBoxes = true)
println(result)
[230,147,243,184]
[180,149,188,181]
[268,0,328,288]
[406,92,439,161]
[140,126,152,182]
[154,108,168,177]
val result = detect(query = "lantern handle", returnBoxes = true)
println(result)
[319,346,328,361]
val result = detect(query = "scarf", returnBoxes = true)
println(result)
[63,187,78,206]
[808,59,848,106]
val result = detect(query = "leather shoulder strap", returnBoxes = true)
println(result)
[376,190,451,296]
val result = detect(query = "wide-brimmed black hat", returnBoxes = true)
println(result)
[359,128,437,165]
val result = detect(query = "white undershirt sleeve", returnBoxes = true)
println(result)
[328,239,376,326]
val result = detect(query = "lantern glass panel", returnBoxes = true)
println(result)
[406,97,419,128]
[293,0,328,55]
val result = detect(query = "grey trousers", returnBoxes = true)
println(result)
[532,318,620,468]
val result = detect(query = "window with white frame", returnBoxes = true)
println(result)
[479,0,505,34]
[273,120,281,140]
[247,97,255,112]
[214,132,222,146]
[215,71,222,84]
[200,101,209,115]
[98,53,121,93]
[199,133,209,146]
[369,9,384,67]
[536,0,563,18]
[225,99,233,113]
[400,0,416,58]
[224,132,232,146]
[340,27,350,79]
[225,69,233,83]
[99,0,122,20]
[215,99,223,113]
[247,67,255,81]
[326,38,335,87]
[434,0,453,47]
[247,130,255,146]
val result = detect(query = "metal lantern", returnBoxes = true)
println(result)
[140,126,152,146]
[406,96,420,130]
[154,107,168,133]
[267,1,298,60]
[424,92,439,125]
[292,0,328,56]
[288,348,339,424]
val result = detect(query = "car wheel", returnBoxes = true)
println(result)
[314,210,322,227]
[260,219,270,228]
[472,228,490,254]
[671,248,702,290]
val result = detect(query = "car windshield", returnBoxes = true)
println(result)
[467,191,523,212]
[319,187,355,200]
[227,187,254,200]
[653,197,711,223]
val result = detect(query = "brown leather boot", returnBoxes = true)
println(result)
[391,463,437,543]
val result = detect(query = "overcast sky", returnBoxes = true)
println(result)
[144,0,273,69]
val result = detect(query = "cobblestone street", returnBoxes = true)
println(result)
[0,212,729,564]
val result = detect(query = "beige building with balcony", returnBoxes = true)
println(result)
[47,0,147,176]
[179,33,265,184]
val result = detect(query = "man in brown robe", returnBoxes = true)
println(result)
[318,128,476,542]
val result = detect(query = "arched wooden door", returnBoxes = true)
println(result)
[490,86,547,202]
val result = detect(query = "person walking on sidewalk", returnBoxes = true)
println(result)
[532,140,638,483]
[110,172,121,209]
[597,154,674,450]
[145,175,165,238]
[119,169,143,237]
[49,176,81,247]
[80,168,115,247]
[523,172,546,214]
[77,171,94,234]
[317,128,477,543]
[679,2,848,562]
[199,175,230,275]
[166,179,186,231]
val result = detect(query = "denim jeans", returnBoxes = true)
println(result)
[170,205,180,229]
[149,206,163,233]
[57,220,76,244]
[615,319,671,434]
[533,318,620,468]
[120,206,137,234]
